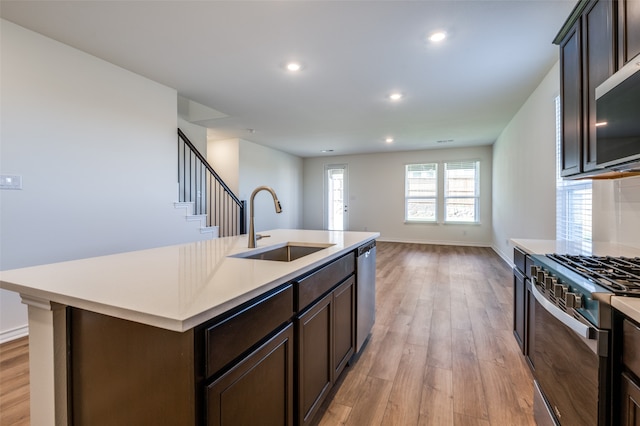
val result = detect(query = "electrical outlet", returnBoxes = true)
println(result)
[0,175,22,190]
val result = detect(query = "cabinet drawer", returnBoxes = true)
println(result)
[514,247,527,273]
[623,319,640,379]
[297,252,355,311]
[205,284,293,377]
[525,255,534,279]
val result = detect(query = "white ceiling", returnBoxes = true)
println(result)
[1,0,577,158]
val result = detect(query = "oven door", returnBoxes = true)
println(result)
[531,284,609,426]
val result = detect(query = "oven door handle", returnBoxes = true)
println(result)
[532,283,592,339]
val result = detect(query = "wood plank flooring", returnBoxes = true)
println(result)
[0,242,533,426]
[315,242,535,426]
[0,335,29,426]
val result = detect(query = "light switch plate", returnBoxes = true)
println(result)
[0,175,23,190]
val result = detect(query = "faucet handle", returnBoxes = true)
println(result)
[256,234,271,241]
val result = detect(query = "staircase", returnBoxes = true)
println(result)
[176,129,246,238]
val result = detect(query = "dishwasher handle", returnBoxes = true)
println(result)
[357,240,376,257]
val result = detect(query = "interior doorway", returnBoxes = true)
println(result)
[325,164,348,231]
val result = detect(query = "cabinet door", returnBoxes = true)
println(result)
[513,268,526,353]
[583,0,616,171]
[333,276,355,379]
[206,324,294,426]
[560,22,583,176]
[525,279,536,371]
[619,0,640,67]
[298,292,333,425]
[621,372,640,426]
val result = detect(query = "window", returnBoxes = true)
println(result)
[405,160,480,224]
[405,163,437,222]
[555,96,592,248]
[444,161,480,223]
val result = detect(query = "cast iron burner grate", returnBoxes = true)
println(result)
[547,254,640,295]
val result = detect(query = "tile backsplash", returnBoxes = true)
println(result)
[613,176,640,248]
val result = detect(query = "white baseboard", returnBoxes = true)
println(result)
[492,244,514,268]
[0,325,29,344]
[376,237,491,248]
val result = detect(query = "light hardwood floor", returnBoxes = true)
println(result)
[0,242,534,425]
[314,242,535,426]
[0,335,29,425]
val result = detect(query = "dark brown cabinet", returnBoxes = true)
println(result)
[297,276,355,425]
[619,0,640,67]
[526,278,536,370]
[559,21,583,176]
[621,372,640,426]
[202,284,294,425]
[619,318,640,425]
[206,324,294,426]
[298,291,332,424]
[69,307,197,425]
[556,0,616,177]
[513,267,526,352]
[512,247,535,370]
[333,277,356,378]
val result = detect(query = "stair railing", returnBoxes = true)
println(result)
[177,129,246,237]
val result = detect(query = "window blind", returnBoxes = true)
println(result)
[555,96,592,248]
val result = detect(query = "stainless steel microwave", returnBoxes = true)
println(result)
[595,58,640,171]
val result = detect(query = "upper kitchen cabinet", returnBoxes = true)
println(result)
[618,0,640,67]
[554,0,616,177]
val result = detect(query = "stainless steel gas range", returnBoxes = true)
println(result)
[529,254,640,426]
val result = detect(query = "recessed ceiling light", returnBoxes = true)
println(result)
[321,149,334,153]
[389,93,403,101]
[385,138,394,143]
[286,62,302,72]
[429,32,447,42]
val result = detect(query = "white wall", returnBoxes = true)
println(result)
[0,20,209,341]
[239,140,303,232]
[303,146,493,246]
[207,138,240,194]
[492,62,559,262]
[178,117,208,156]
[206,138,303,232]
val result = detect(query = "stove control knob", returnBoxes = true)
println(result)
[537,270,547,285]
[566,292,583,309]
[545,276,558,291]
[554,283,568,299]
[530,266,539,278]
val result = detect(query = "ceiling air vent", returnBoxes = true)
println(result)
[436,139,454,144]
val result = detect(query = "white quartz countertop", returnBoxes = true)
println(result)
[0,229,379,332]
[511,238,640,257]
[612,297,640,323]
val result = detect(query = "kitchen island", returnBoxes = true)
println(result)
[0,229,379,425]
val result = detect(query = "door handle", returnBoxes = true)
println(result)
[532,283,591,339]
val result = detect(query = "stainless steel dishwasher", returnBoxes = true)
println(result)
[356,240,376,353]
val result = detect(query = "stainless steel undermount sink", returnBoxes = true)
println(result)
[231,242,335,262]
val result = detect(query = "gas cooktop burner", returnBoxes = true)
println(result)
[547,254,640,295]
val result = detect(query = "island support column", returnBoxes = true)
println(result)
[21,295,68,426]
